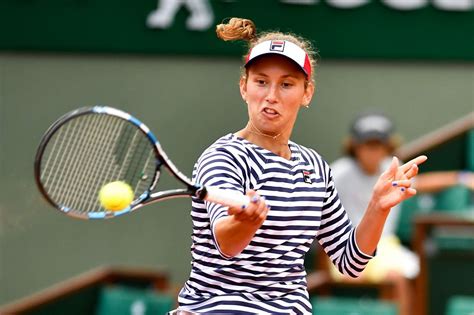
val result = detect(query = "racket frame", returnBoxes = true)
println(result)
[34,106,206,219]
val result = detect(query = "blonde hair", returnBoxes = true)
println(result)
[216,17,317,83]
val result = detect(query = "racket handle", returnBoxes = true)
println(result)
[203,186,250,209]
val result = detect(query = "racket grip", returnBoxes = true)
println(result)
[203,186,250,209]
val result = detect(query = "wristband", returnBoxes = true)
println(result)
[457,171,471,187]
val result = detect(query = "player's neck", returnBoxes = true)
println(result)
[236,122,292,160]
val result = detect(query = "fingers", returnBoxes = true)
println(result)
[235,199,268,223]
[392,180,417,196]
[400,155,428,173]
[373,156,427,210]
[404,163,419,179]
[392,187,417,206]
[401,187,417,199]
[389,173,418,196]
[381,155,426,182]
[391,179,412,188]
[227,202,246,216]
[229,190,269,224]
[227,207,244,216]
[381,156,399,180]
[227,190,258,216]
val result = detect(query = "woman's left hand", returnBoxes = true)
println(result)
[372,155,428,212]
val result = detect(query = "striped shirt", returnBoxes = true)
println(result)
[178,134,373,314]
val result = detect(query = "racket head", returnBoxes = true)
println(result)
[34,106,163,219]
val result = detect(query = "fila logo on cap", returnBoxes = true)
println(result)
[245,40,312,78]
[270,40,285,52]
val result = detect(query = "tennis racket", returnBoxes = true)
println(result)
[34,106,250,220]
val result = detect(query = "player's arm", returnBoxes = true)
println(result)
[356,155,427,255]
[214,191,269,258]
[195,148,268,258]
[412,170,473,193]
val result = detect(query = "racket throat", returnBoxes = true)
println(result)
[194,185,207,200]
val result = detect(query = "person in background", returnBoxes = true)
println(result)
[330,111,473,315]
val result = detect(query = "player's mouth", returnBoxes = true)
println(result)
[261,107,280,119]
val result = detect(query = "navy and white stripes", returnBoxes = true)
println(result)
[178,134,373,314]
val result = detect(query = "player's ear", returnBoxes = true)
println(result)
[239,76,247,103]
[301,81,315,107]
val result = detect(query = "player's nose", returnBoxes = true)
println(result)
[265,84,279,104]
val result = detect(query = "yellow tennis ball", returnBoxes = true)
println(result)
[99,181,134,211]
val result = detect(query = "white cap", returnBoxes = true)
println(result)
[245,40,312,78]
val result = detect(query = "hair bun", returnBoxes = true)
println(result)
[216,18,256,42]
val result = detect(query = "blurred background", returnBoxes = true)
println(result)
[0,1,473,314]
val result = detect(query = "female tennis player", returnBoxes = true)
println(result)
[173,18,427,314]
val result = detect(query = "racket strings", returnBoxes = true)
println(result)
[45,114,117,212]
[121,135,157,195]
[132,146,159,198]
[40,113,157,215]
[44,116,95,201]
[116,126,142,181]
[61,114,111,210]
[74,115,125,212]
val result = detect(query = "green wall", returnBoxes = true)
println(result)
[1,0,473,59]
[0,52,473,305]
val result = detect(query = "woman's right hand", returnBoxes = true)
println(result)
[227,190,269,226]
[215,190,270,257]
